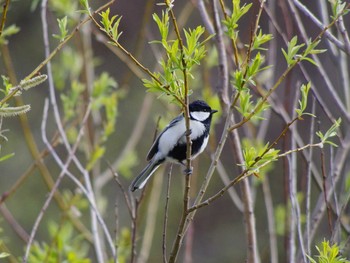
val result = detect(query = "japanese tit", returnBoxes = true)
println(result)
[130,100,217,192]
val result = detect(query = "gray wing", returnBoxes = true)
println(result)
[146,114,183,161]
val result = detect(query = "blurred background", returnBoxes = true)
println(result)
[1,0,350,262]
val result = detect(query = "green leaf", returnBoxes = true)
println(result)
[53,16,68,41]
[0,153,15,162]
[282,36,305,66]
[223,0,252,39]
[0,24,20,44]
[0,252,10,258]
[87,146,106,171]
[316,118,341,147]
[252,30,273,51]
[153,11,169,43]
[118,151,138,178]
[99,8,123,42]
[296,82,315,118]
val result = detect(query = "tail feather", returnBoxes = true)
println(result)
[129,160,161,192]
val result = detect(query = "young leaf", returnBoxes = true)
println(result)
[316,118,341,147]
[53,16,68,41]
[295,82,315,118]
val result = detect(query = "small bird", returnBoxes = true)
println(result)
[130,100,217,192]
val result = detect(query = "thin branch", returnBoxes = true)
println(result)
[320,147,333,235]
[211,0,229,107]
[24,100,89,262]
[287,0,350,122]
[109,163,134,219]
[163,165,172,263]
[97,94,153,189]
[216,159,244,212]
[138,168,164,263]
[0,34,94,245]
[308,132,350,242]
[304,98,316,257]
[0,0,10,37]
[292,0,348,54]
[0,204,29,242]
[88,9,185,108]
[218,0,239,66]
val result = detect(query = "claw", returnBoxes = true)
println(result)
[184,167,193,175]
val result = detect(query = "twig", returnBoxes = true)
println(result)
[304,98,316,257]
[0,204,29,242]
[130,198,139,263]
[163,165,172,263]
[88,8,185,108]
[292,0,348,54]
[308,132,350,242]
[138,168,164,263]
[114,184,119,263]
[216,159,244,212]
[320,147,333,235]
[0,34,93,245]
[23,100,88,262]
[109,163,134,219]
[196,0,214,35]
[287,0,350,122]
[97,94,153,189]
[262,177,278,263]
[287,154,296,263]
[0,0,10,37]
[211,0,229,107]
[40,1,118,260]
[218,0,239,66]
[329,147,340,242]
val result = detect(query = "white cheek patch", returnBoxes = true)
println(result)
[190,111,210,121]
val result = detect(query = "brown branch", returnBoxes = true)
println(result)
[163,165,172,263]
[320,148,333,235]
[0,0,10,37]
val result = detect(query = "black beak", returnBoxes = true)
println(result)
[211,109,218,114]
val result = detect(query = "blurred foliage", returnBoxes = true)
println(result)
[307,240,350,263]
[28,221,91,263]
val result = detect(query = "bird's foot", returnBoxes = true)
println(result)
[183,166,193,175]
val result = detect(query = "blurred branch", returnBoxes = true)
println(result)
[304,98,316,257]
[287,0,350,122]
[39,99,116,259]
[163,165,172,263]
[138,168,164,263]
[88,8,185,108]
[320,147,333,234]
[0,34,94,245]
[24,100,92,263]
[40,0,106,260]
[291,0,349,54]
[216,159,244,212]
[0,204,29,242]
[97,94,153,189]
[0,0,10,37]
[211,0,229,107]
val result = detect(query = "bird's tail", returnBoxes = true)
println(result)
[129,160,161,192]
